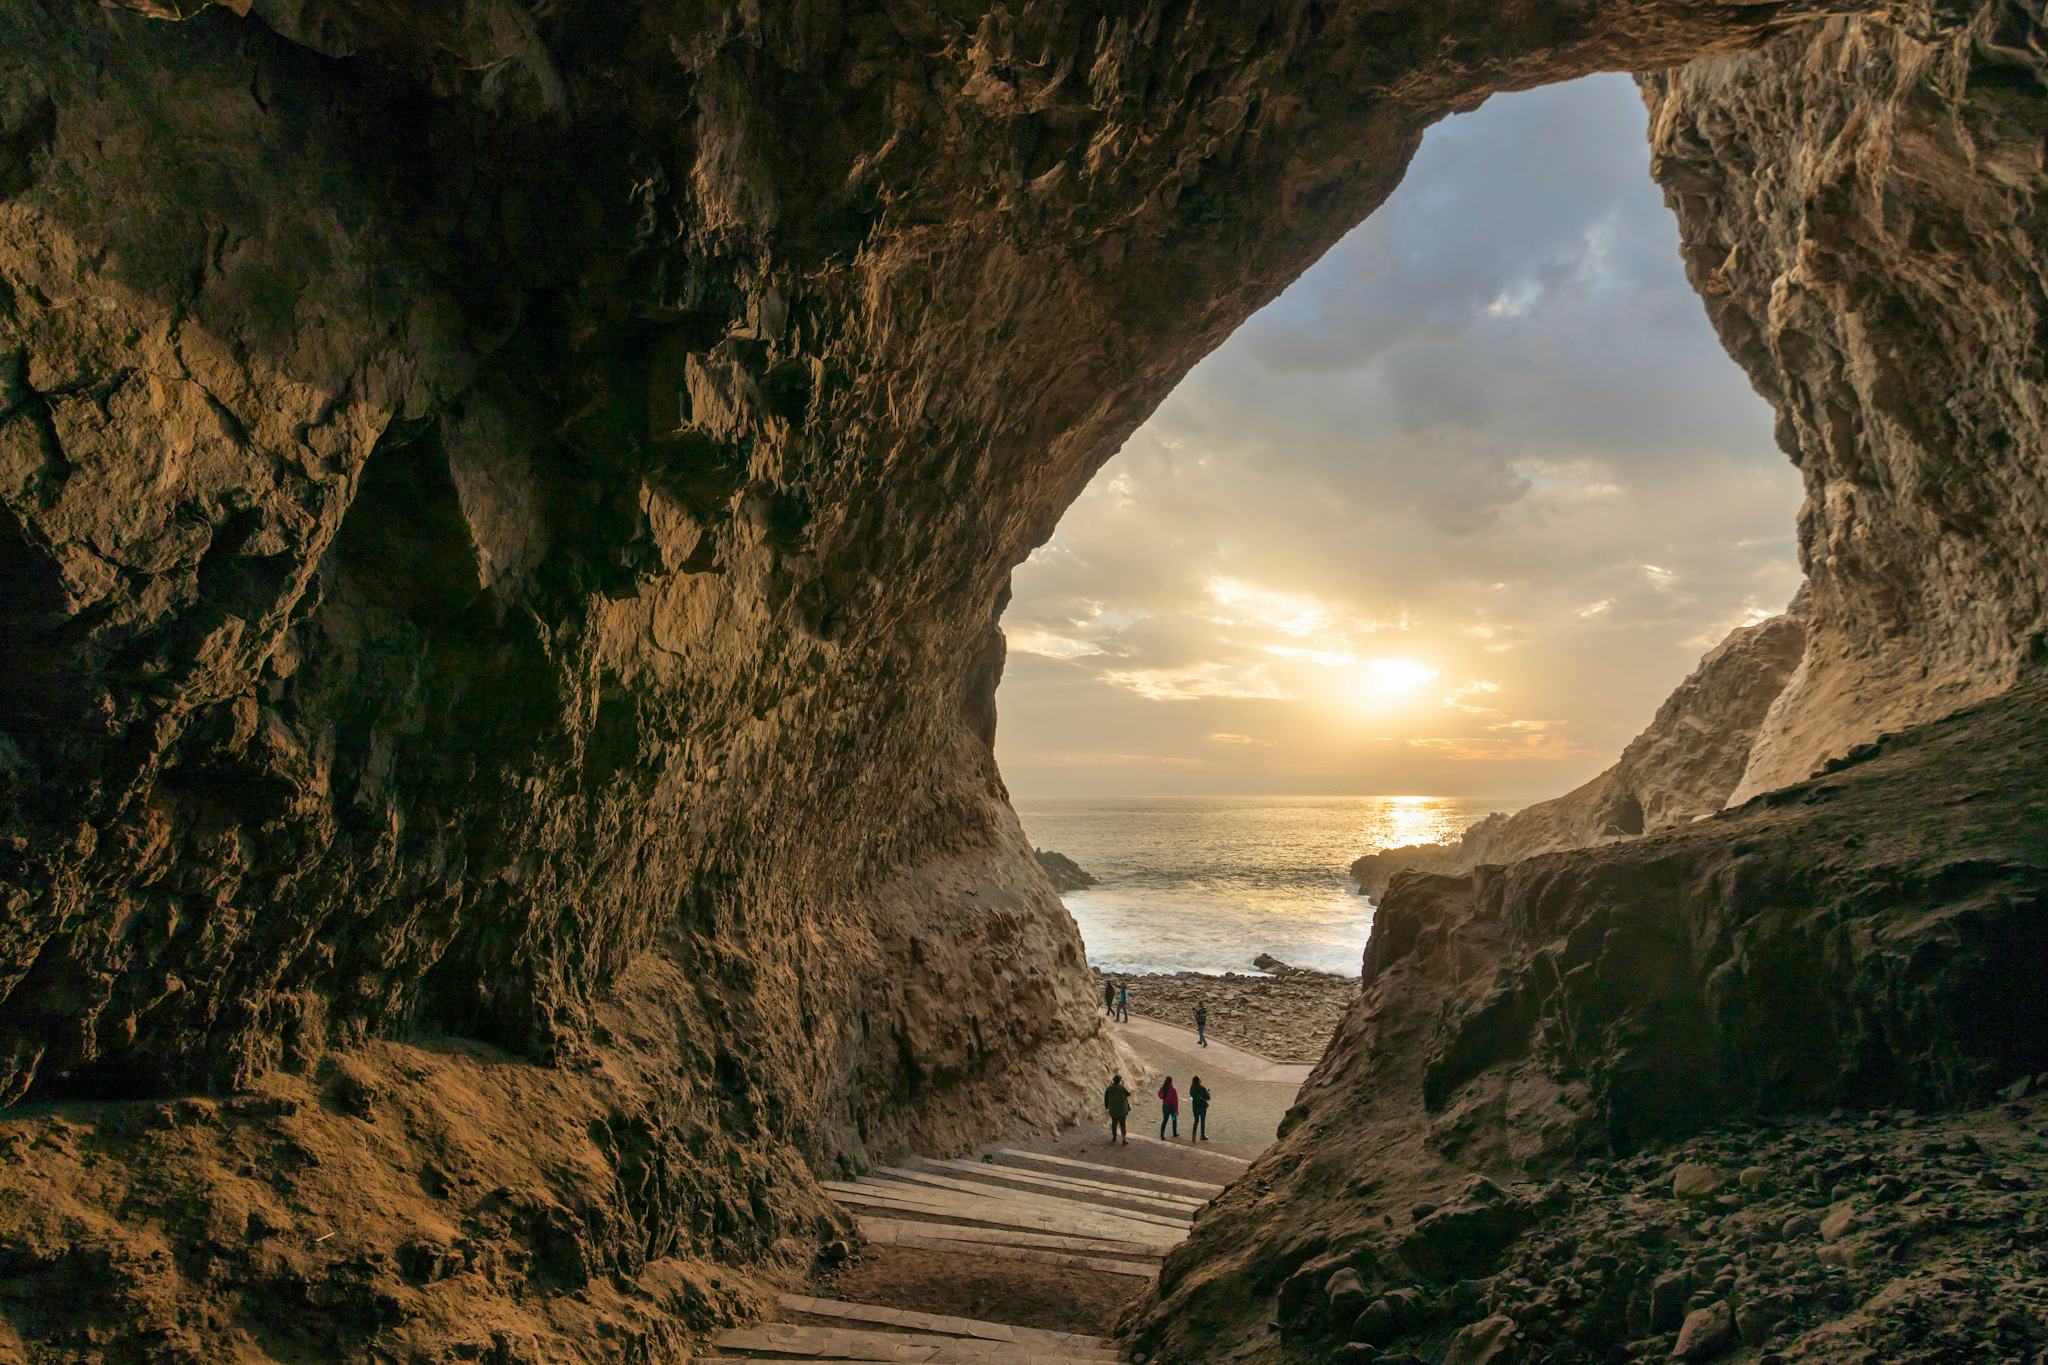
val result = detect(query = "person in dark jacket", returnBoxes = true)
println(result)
[1157,1076,1180,1139]
[1103,979,1116,1016]
[1189,1075,1211,1141]
[1194,1002,1208,1046]
[1103,1074,1132,1144]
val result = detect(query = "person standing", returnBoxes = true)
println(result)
[1194,1002,1208,1046]
[1103,1073,1132,1145]
[1116,984,1130,1022]
[1103,979,1116,1016]
[1157,1075,1180,1139]
[1189,1075,1211,1141]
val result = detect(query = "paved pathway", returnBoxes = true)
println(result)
[1115,1014,1315,1085]
[710,1014,1313,1360]
[998,1015,1308,1163]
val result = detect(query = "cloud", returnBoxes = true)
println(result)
[1443,680,1502,714]
[1408,733,1596,762]
[1266,645,1369,668]
[1207,732,1265,746]
[1007,628,1106,660]
[1002,751,1208,769]
[1205,577,1339,637]
[1683,599,1786,650]
[1100,664,1296,702]
[994,73,1806,797]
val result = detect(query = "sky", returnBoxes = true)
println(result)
[993,74,1806,800]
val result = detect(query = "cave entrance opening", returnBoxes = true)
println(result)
[993,74,1803,989]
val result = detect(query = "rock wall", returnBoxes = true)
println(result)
[1351,606,1808,897]
[1138,673,2048,1364]
[1646,5,2048,800]
[1144,8,2048,1357]
[3,0,2045,1358]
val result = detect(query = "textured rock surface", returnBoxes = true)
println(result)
[1351,609,1807,898]
[1646,6,2048,799]
[4,0,2048,1358]
[1137,675,2048,1362]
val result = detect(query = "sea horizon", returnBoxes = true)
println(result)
[1014,792,1537,978]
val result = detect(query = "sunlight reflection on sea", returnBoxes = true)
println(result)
[1014,795,1529,978]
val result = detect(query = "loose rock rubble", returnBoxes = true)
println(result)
[1098,963,1356,1064]
[1276,1090,2048,1363]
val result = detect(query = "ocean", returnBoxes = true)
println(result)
[1012,795,1526,978]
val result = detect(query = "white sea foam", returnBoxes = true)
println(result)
[1015,794,1529,977]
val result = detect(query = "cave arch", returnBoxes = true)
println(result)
[0,1,2044,1358]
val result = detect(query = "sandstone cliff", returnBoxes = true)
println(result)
[1646,8,2048,800]
[1140,672,2048,1363]
[1351,607,1807,897]
[3,0,2046,1358]
[1146,6,2048,1357]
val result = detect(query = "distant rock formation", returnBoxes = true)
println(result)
[1033,848,1098,893]
[1253,952,1333,979]
[1351,606,1806,897]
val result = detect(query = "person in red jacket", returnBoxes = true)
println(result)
[1157,1076,1180,1139]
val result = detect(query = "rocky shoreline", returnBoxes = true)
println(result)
[1033,848,1098,893]
[1097,958,1357,1064]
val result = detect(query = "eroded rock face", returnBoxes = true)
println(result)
[1139,675,2048,1362]
[1645,6,2048,800]
[1351,607,1808,897]
[1,0,2044,1358]
[1144,14,2048,1355]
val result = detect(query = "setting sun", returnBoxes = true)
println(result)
[1350,657,1440,709]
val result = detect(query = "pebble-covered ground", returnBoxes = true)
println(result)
[1096,963,1357,1063]
[1292,1081,2048,1362]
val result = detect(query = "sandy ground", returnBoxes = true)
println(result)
[805,1007,1316,1335]
[798,1010,1310,1342]
[980,1012,1308,1165]
[807,1246,1137,1336]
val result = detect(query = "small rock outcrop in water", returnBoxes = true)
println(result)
[1033,849,1098,893]
[1351,608,1806,897]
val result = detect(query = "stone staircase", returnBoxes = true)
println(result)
[705,1149,1228,1362]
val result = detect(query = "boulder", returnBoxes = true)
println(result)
[1351,1299,1400,1347]
[1442,1314,1518,1365]
[1398,1199,1532,1282]
[1819,1204,1857,1243]
[1327,1267,1370,1325]
[1672,1164,1730,1201]
[1649,1271,1691,1332]
[1673,1302,1735,1360]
